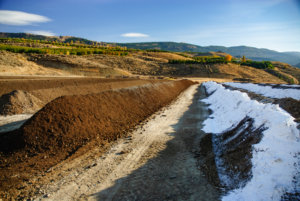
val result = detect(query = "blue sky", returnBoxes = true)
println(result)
[0,0,300,52]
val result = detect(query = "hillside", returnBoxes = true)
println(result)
[0,32,104,45]
[1,35,300,84]
[117,42,300,66]
[1,32,300,67]
[1,36,300,200]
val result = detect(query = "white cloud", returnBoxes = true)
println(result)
[121,32,149,38]
[26,30,55,36]
[0,10,51,26]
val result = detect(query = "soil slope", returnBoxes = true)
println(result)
[0,90,43,115]
[0,77,163,115]
[0,80,194,199]
[0,51,70,76]
[35,84,219,201]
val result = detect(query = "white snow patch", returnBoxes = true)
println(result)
[0,114,32,133]
[224,82,300,100]
[201,81,300,201]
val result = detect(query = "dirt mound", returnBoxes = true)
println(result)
[0,80,194,199]
[22,81,192,153]
[0,78,163,116]
[0,90,43,115]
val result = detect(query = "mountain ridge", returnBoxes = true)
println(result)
[1,32,299,67]
[116,42,300,66]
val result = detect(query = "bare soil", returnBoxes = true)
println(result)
[28,84,219,201]
[0,80,194,199]
[0,77,164,115]
[0,90,43,115]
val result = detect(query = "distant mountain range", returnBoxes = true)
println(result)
[117,42,300,67]
[0,32,107,45]
[1,32,300,67]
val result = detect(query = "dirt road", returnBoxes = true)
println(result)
[35,84,219,201]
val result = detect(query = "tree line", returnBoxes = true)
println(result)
[0,44,129,56]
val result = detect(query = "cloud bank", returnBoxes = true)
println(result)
[0,10,51,25]
[26,30,55,36]
[121,32,149,38]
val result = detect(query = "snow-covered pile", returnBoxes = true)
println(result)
[201,81,300,201]
[0,114,32,133]
[224,82,300,100]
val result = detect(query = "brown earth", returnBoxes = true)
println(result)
[0,90,43,115]
[0,79,194,199]
[0,77,164,115]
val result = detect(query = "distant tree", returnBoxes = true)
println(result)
[242,55,246,62]
[225,54,232,62]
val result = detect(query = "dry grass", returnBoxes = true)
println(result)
[134,51,192,62]
[0,51,69,76]
[216,63,286,83]
[1,50,298,84]
[272,61,300,83]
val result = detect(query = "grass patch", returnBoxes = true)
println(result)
[169,56,228,64]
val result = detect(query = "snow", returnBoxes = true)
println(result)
[0,114,32,133]
[224,82,300,100]
[280,84,300,88]
[201,81,300,201]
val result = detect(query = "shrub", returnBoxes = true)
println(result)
[169,56,228,64]
[241,60,274,69]
[225,54,232,62]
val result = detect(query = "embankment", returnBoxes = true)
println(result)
[0,79,194,199]
[0,78,164,115]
